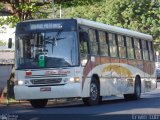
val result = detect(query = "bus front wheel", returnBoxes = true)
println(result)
[82,78,101,106]
[30,99,48,108]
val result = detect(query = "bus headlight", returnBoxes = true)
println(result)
[69,77,80,83]
[15,80,24,85]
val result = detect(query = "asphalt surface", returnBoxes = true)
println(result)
[0,83,160,120]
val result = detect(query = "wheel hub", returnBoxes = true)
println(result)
[90,83,98,100]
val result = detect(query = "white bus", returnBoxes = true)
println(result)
[11,18,157,108]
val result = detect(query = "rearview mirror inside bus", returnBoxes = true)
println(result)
[35,33,44,47]
[79,31,89,42]
[8,38,12,48]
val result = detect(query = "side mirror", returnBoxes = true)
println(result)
[79,31,89,42]
[8,38,12,48]
[81,59,88,66]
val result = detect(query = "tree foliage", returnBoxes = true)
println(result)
[57,0,100,7]
[0,0,159,49]
[0,0,51,26]
[0,40,6,46]
[0,0,101,26]
[64,0,160,49]
[104,0,160,43]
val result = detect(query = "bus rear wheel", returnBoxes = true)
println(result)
[82,78,101,106]
[30,99,48,108]
[124,77,141,100]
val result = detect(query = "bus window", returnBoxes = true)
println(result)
[118,35,126,58]
[98,31,108,56]
[134,38,142,60]
[79,27,89,66]
[109,33,118,57]
[126,37,134,59]
[89,29,99,55]
[148,41,154,61]
[142,40,149,60]
[80,35,89,65]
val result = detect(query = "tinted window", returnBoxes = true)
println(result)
[98,31,108,56]
[134,38,142,60]
[148,41,154,61]
[89,29,99,55]
[118,35,126,58]
[126,37,134,59]
[109,33,118,57]
[142,40,149,60]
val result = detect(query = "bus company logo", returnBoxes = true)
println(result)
[45,70,58,76]
[45,70,70,76]
[0,114,18,120]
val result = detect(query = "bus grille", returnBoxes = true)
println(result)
[30,78,62,85]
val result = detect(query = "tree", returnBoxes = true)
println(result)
[107,0,160,50]
[0,0,101,27]
[64,0,160,50]
[104,0,160,44]
[63,1,104,20]
[0,0,48,26]
[0,40,6,46]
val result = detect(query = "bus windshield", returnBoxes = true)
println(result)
[16,31,78,69]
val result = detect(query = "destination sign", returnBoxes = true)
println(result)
[30,23,62,30]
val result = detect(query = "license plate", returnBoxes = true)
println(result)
[40,87,51,92]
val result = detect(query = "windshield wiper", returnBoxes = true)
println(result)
[45,29,64,53]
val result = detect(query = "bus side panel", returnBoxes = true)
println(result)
[142,60,156,92]
[136,60,145,93]
[81,77,91,97]
[144,60,151,92]
[81,57,97,98]
[150,61,157,90]
[82,56,103,97]
[100,56,111,96]
[81,58,156,98]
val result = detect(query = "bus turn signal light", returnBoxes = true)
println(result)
[25,71,32,76]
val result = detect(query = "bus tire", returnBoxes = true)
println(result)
[30,99,48,108]
[133,77,141,100]
[82,78,101,106]
[124,77,141,100]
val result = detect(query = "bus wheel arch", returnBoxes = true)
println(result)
[92,74,100,86]
[82,74,102,105]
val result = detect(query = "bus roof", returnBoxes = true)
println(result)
[17,18,153,41]
[76,18,153,41]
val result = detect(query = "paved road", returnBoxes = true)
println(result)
[0,83,160,120]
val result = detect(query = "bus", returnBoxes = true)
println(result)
[10,18,157,108]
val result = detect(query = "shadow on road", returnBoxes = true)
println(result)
[1,91,160,115]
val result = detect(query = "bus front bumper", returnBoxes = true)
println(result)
[14,83,81,100]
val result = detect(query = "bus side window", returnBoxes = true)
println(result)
[79,31,89,66]
[126,37,135,59]
[118,35,126,58]
[98,31,109,56]
[134,38,142,60]
[148,41,154,61]
[89,29,99,55]
[109,33,118,57]
[142,40,149,60]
